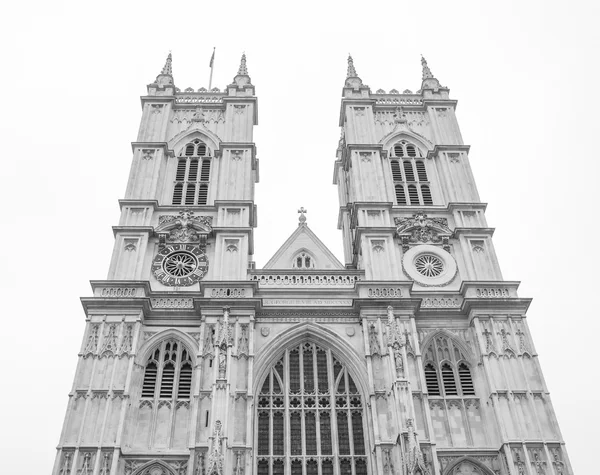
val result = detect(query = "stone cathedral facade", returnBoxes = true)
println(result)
[53,53,573,475]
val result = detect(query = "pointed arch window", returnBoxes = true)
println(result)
[141,339,193,401]
[390,140,433,206]
[292,251,315,269]
[256,343,367,475]
[423,335,475,398]
[172,139,212,205]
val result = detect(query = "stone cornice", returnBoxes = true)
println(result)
[426,144,471,159]
[421,98,458,108]
[453,227,495,237]
[130,142,173,156]
[139,96,175,108]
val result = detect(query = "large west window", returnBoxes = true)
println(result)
[172,139,212,206]
[257,342,367,475]
[390,140,433,206]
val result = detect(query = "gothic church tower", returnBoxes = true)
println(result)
[53,54,572,475]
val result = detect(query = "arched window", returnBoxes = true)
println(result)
[257,343,367,475]
[172,139,212,205]
[141,339,193,401]
[422,335,475,398]
[390,140,433,206]
[292,251,315,269]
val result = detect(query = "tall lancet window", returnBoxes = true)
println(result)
[172,138,212,206]
[390,140,433,205]
[257,343,367,475]
[135,339,194,449]
[141,340,193,400]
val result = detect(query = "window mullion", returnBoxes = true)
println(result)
[327,350,339,475]
[284,350,291,475]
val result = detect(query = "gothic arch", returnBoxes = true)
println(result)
[443,456,496,475]
[169,127,221,154]
[130,459,177,475]
[379,130,434,152]
[420,329,475,365]
[291,247,316,268]
[136,329,198,366]
[253,322,369,398]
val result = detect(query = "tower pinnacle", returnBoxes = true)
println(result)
[161,52,173,76]
[152,52,174,87]
[347,54,358,78]
[421,55,434,80]
[230,53,252,88]
[238,53,249,76]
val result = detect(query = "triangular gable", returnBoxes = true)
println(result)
[263,224,344,270]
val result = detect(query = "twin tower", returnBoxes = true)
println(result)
[53,54,572,475]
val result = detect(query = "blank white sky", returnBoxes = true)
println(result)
[1,0,597,472]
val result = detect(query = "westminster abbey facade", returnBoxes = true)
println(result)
[53,53,572,475]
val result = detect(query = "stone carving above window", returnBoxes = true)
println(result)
[395,213,452,252]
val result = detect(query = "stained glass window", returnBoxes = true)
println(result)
[256,342,367,474]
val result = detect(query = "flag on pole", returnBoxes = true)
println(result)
[209,47,215,68]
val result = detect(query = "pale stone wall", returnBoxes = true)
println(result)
[53,57,572,475]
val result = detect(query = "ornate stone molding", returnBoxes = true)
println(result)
[395,213,452,252]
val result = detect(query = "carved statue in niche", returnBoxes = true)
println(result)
[369,322,381,355]
[393,344,404,378]
[237,324,249,357]
[218,343,227,379]
[203,325,214,357]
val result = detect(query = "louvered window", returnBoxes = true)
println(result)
[441,363,458,395]
[390,141,433,205]
[424,363,441,396]
[458,363,475,395]
[140,340,193,401]
[256,342,367,475]
[172,139,211,205]
[423,336,476,398]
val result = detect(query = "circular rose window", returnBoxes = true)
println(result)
[402,244,457,287]
[414,254,444,277]
[151,243,208,286]
[163,251,198,277]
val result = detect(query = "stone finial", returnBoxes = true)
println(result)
[237,53,249,76]
[347,54,358,78]
[152,52,174,87]
[231,53,252,88]
[421,55,434,80]
[161,52,173,76]
[298,207,307,226]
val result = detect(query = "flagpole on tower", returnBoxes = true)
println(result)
[208,47,215,90]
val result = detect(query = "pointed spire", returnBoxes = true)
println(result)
[237,53,248,76]
[347,54,358,78]
[421,55,434,80]
[161,52,173,76]
[151,52,174,89]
